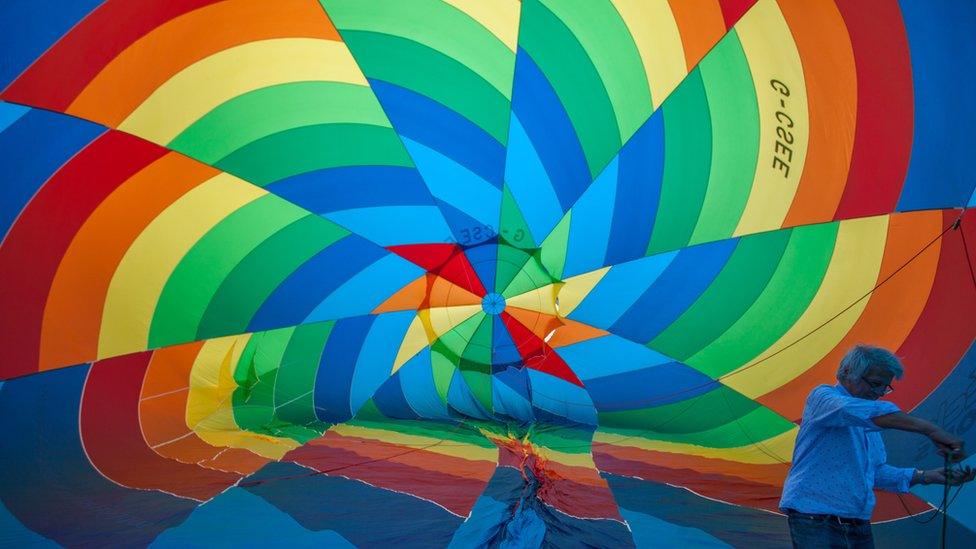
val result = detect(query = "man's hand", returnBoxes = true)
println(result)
[929,429,966,461]
[922,466,976,486]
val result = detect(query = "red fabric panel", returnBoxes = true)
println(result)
[833,0,914,220]
[80,352,241,500]
[1,0,217,110]
[0,131,165,379]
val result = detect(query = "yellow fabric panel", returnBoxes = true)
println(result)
[506,282,561,315]
[558,267,609,315]
[733,0,809,236]
[724,216,888,398]
[426,304,482,338]
[593,426,797,465]
[98,174,265,358]
[612,0,687,110]
[392,315,431,373]
[442,0,521,52]
[119,38,367,143]
[332,423,498,462]
[186,335,300,459]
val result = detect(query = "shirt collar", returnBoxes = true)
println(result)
[836,383,852,397]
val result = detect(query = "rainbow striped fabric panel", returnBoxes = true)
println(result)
[1,0,975,546]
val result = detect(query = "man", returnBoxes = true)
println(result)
[780,344,975,548]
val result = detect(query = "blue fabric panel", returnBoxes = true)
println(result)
[603,473,791,547]
[403,137,501,228]
[605,111,665,266]
[0,0,104,89]
[492,374,534,423]
[266,165,434,212]
[433,197,494,246]
[0,108,104,238]
[349,310,416,414]
[490,314,522,367]
[896,0,976,211]
[0,102,28,131]
[464,241,499,295]
[243,462,463,547]
[313,315,375,422]
[0,365,195,547]
[325,205,455,246]
[555,335,673,379]
[247,235,387,331]
[448,492,511,548]
[372,374,420,420]
[369,79,504,186]
[610,238,738,343]
[150,487,355,548]
[882,339,976,470]
[305,253,424,322]
[447,369,492,420]
[504,115,563,243]
[526,370,596,426]
[0,499,58,548]
[584,362,719,412]
[567,251,678,329]
[510,48,590,211]
[618,508,731,548]
[397,348,452,420]
[562,158,618,278]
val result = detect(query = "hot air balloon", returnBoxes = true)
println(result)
[1,0,974,547]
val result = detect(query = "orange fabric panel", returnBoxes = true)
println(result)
[68,0,339,126]
[757,211,943,419]
[780,0,858,227]
[40,153,217,370]
[668,0,727,71]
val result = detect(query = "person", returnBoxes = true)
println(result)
[780,344,975,548]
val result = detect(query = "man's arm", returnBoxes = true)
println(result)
[871,412,966,459]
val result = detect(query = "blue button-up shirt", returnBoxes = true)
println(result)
[780,384,914,520]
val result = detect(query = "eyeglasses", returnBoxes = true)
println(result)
[861,376,894,395]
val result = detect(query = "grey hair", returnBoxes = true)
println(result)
[836,344,904,383]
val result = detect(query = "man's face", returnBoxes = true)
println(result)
[849,365,895,400]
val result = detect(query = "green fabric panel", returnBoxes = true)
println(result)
[540,212,571,280]
[460,314,493,366]
[148,196,306,348]
[274,321,335,428]
[498,183,537,249]
[431,350,457,402]
[599,405,794,448]
[646,69,712,255]
[597,385,758,433]
[231,327,294,435]
[530,425,593,455]
[169,82,391,164]
[321,0,515,99]
[460,370,493,412]
[349,416,496,449]
[597,386,794,447]
[340,30,511,143]
[196,216,349,339]
[519,0,620,177]
[215,122,412,186]
[494,244,534,295]
[539,0,652,143]
[650,229,791,360]
[436,312,486,363]
[502,251,554,298]
[689,32,759,245]
[687,222,838,377]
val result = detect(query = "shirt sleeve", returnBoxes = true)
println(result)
[875,464,914,493]
[804,386,900,430]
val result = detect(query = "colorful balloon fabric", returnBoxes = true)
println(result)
[1,0,975,546]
